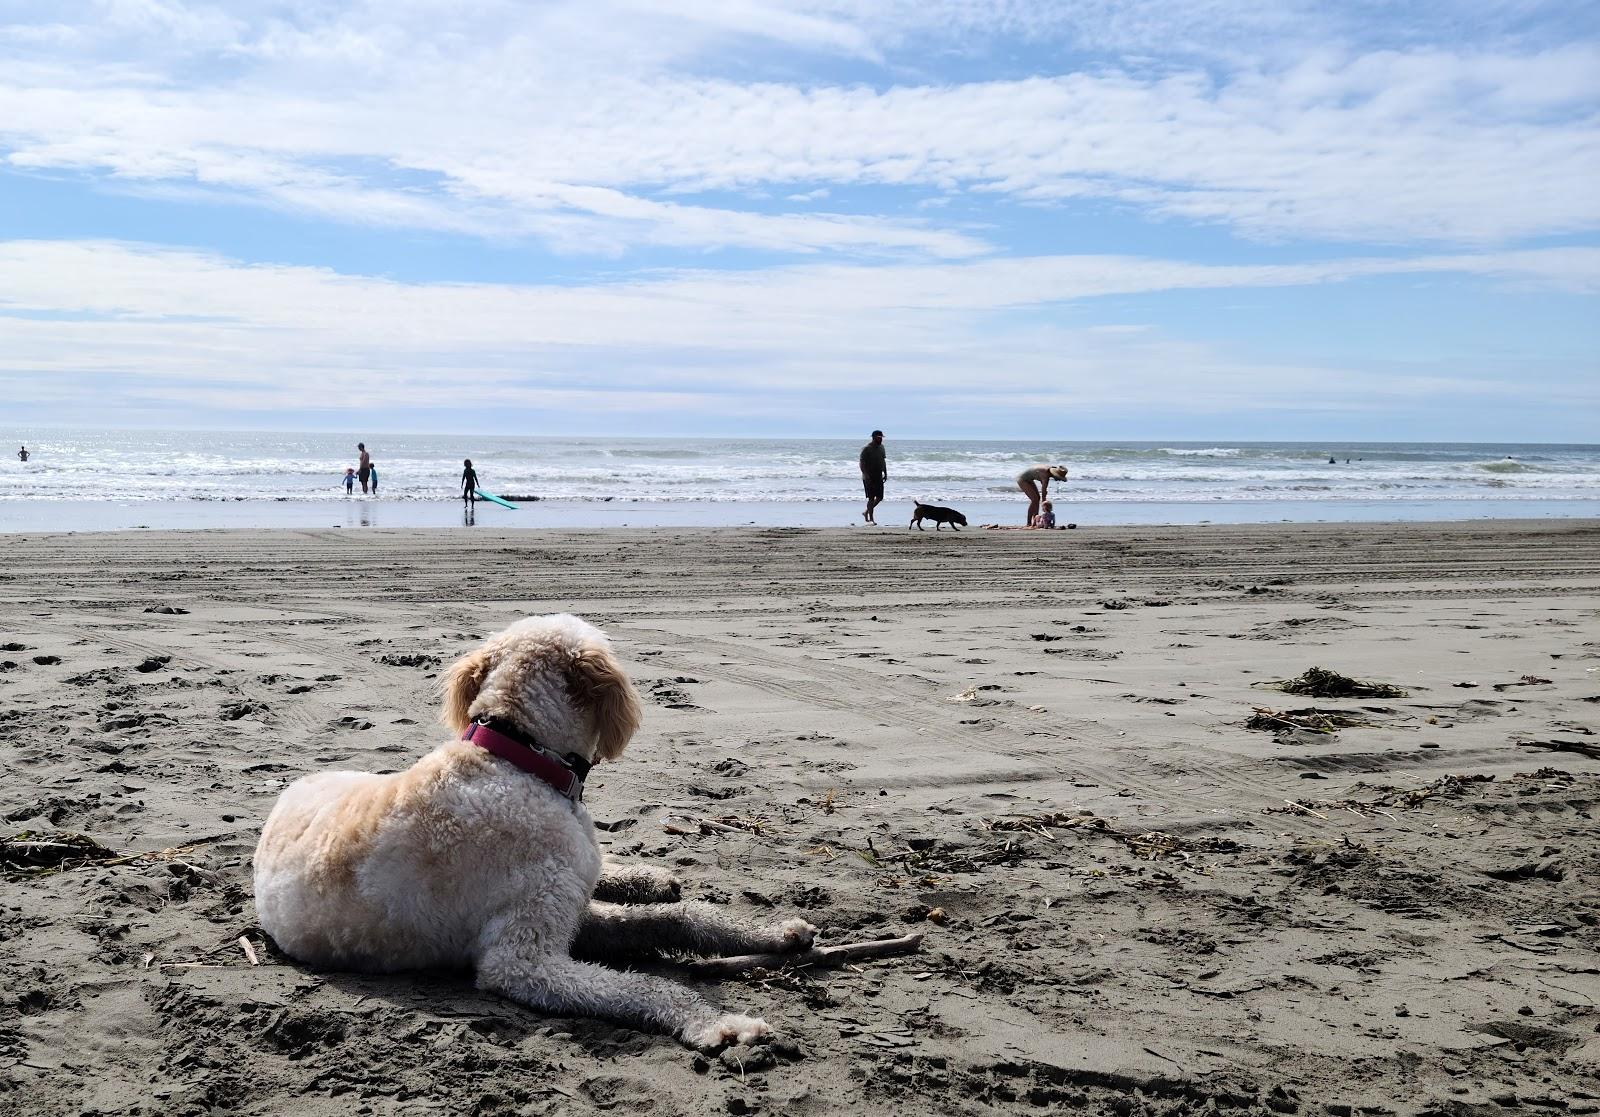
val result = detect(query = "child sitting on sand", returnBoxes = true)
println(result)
[1032,501,1057,529]
[343,467,356,494]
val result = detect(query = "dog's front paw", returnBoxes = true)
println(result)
[682,1013,772,1050]
[771,917,817,952]
[593,864,682,904]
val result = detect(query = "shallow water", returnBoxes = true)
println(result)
[2,496,1595,533]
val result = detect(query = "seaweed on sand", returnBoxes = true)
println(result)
[1268,666,1407,699]
[3,830,119,876]
[1245,707,1380,734]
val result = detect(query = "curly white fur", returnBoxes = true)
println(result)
[253,614,815,1047]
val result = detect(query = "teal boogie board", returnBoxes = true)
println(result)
[473,490,518,510]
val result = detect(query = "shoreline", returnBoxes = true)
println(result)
[1,495,1596,533]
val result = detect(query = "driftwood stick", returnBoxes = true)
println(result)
[687,933,924,978]
[662,817,743,836]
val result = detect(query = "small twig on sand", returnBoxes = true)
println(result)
[688,933,924,978]
[1281,800,1328,819]
[662,818,736,836]
[662,816,766,836]
[238,936,260,966]
[1142,1046,1187,1072]
[98,833,235,869]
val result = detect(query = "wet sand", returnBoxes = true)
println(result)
[2,521,1598,1116]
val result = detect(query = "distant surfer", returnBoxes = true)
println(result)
[17,445,27,462]
[357,442,372,494]
[461,459,478,504]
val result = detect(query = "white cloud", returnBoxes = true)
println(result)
[1,3,1595,251]
[2,240,1594,421]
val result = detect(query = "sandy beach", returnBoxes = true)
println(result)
[2,520,1598,1117]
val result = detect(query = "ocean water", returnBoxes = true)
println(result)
[2,430,1597,530]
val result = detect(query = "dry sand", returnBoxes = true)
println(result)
[2,520,1598,1117]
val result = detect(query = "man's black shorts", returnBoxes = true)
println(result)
[863,476,884,500]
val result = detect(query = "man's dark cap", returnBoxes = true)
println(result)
[871,430,883,438]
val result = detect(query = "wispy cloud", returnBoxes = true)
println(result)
[2,4,1596,251]
[3,240,1594,420]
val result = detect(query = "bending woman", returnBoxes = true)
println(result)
[1017,465,1068,525]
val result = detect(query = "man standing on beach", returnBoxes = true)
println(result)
[859,430,887,524]
[357,442,371,494]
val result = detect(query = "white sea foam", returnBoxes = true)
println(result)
[3,431,1597,508]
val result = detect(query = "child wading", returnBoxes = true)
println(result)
[461,459,478,503]
[342,468,356,494]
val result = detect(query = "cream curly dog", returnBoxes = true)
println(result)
[254,614,815,1048]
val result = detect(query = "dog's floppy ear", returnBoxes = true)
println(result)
[566,646,643,761]
[440,648,494,734]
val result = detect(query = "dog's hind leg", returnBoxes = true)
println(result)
[575,900,815,961]
[593,856,680,904]
[477,934,769,1049]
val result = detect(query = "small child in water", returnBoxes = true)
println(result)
[461,459,478,503]
[343,467,356,494]
[1033,501,1057,529]
[368,464,379,496]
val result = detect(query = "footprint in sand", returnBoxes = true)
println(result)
[649,679,701,709]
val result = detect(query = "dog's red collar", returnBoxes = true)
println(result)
[461,719,585,802]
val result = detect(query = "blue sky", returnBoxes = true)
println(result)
[1,1,1597,440]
